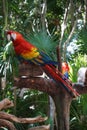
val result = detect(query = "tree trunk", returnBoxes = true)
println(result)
[13,63,87,130]
[52,90,72,130]
[49,96,55,130]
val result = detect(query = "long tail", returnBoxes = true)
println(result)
[42,64,80,97]
[17,52,79,96]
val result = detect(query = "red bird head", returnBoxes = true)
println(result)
[62,62,70,78]
[6,30,22,42]
[6,30,37,56]
[62,62,69,72]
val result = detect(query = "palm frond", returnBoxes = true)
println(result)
[0,41,19,79]
[23,30,58,60]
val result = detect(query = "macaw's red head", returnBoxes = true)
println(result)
[62,62,70,72]
[6,30,22,42]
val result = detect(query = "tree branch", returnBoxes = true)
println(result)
[59,0,70,44]
[63,20,77,60]
[13,63,87,97]
[28,125,50,130]
[2,0,8,30]
[0,98,48,129]
[0,119,16,130]
[73,83,87,95]
[14,76,59,96]
[56,45,62,72]
[0,98,14,110]
[0,112,47,124]
[84,0,87,25]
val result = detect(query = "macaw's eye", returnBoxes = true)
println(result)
[7,34,11,41]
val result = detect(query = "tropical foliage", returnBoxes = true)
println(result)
[0,0,87,130]
[70,54,87,130]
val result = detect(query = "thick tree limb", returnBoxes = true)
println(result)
[13,63,87,97]
[28,125,50,130]
[12,64,86,129]
[0,112,47,124]
[0,98,14,110]
[14,76,59,96]
[0,98,48,129]
[13,63,59,95]
[0,119,16,130]
[73,83,87,95]
[73,69,87,94]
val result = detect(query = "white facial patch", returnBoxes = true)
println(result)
[7,34,11,41]
[11,33,16,40]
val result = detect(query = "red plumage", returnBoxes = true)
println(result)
[6,30,79,97]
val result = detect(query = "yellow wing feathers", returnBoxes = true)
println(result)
[21,47,40,59]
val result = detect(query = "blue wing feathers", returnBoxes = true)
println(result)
[40,51,58,65]
[17,51,58,66]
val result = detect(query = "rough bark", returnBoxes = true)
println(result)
[12,63,87,130]
[52,90,72,130]
[0,98,48,129]
[0,98,14,110]
[0,112,47,124]
[3,48,87,130]
[28,125,50,130]
[0,119,16,130]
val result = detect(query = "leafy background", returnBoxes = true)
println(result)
[0,0,87,130]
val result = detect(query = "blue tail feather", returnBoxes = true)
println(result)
[40,51,58,65]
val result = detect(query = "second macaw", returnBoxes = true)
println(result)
[6,30,79,96]
[62,62,70,79]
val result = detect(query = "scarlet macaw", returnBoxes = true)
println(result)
[6,30,79,96]
[62,62,70,79]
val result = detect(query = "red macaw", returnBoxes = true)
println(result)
[6,30,79,96]
[62,62,70,79]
